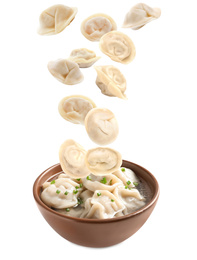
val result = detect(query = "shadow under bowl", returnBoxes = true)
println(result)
[33,160,159,247]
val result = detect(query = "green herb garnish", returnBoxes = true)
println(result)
[50,180,55,184]
[109,179,113,185]
[86,176,91,180]
[80,183,83,188]
[97,192,101,196]
[75,186,79,189]
[73,190,78,194]
[133,182,139,187]
[111,199,115,202]
[76,178,81,181]
[126,180,131,185]
[77,198,83,205]
[65,208,70,212]
[56,189,61,194]
[64,191,68,195]
[121,168,125,172]
[125,185,128,189]
[100,177,107,184]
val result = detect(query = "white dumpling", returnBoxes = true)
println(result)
[82,190,125,219]
[113,186,145,214]
[82,173,122,192]
[85,147,122,176]
[85,108,119,145]
[99,31,136,64]
[122,3,161,30]
[38,4,77,35]
[59,139,91,178]
[48,59,84,85]
[41,178,82,209]
[68,48,100,68]
[58,95,96,125]
[113,168,139,189]
[95,65,127,99]
[81,13,117,41]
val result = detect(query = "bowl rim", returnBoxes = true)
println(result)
[33,160,160,223]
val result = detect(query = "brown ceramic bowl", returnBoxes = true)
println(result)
[33,160,159,247]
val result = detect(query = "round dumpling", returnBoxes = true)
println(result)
[95,65,127,99]
[48,59,84,85]
[85,147,122,175]
[58,95,96,125]
[122,3,161,30]
[81,13,117,41]
[38,4,77,35]
[85,108,119,145]
[99,31,136,64]
[59,139,91,178]
[68,48,100,68]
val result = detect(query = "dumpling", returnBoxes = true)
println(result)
[113,186,146,214]
[81,190,125,219]
[41,178,82,209]
[38,4,78,35]
[95,65,127,99]
[122,3,161,30]
[99,31,136,64]
[58,95,96,125]
[68,48,100,68]
[85,147,122,175]
[59,139,91,178]
[82,173,122,192]
[81,13,117,41]
[48,59,84,85]
[113,167,139,189]
[85,108,119,145]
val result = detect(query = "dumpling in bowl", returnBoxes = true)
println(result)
[85,108,119,145]
[38,4,78,35]
[95,65,127,99]
[81,13,117,41]
[59,139,91,178]
[85,147,122,175]
[48,59,84,85]
[99,31,136,64]
[58,95,96,125]
[81,190,125,219]
[68,48,100,68]
[122,3,161,30]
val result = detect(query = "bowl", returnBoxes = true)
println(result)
[33,160,159,247]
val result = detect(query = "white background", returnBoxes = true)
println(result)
[0,0,196,259]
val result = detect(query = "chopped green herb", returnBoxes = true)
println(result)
[126,180,131,185]
[77,198,83,205]
[125,185,128,189]
[50,180,55,184]
[111,199,115,202]
[73,190,78,194]
[64,191,68,195]
[109,179,113,185]
[76,178,81,181]
[80,183,83,188]
[133,182,139,187]
[86,176,91,180]
[65,208,70,212]
[97,192,101,196]
[121,168,125,172]
[100,177,107,184]
[75,186,79,189]
[56,189,61,194]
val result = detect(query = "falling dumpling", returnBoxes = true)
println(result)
[122,3,161,30]
[85,147,122,175]
[68,48,100,68]
[58,95,96,125]
[85,108,119,145]
[48,59,84,85]
[81,13,117,41]
[99,31,136,64]
[95,65,127,99]
[59,139,91,178]
[38,4,78,35]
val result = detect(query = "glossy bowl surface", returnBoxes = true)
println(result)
[33,160,159,247]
